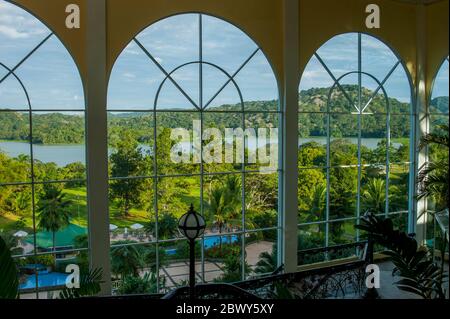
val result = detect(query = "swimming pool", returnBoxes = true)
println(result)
[20,272,69,290]
[203,235,238,249]
[164,234,239,255]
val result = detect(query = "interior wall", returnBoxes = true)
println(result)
[426,0,449,97]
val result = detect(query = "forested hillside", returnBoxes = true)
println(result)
[0,85,438,145]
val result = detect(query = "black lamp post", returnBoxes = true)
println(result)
[178,204,206,299]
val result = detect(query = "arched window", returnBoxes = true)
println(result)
[108,13,280,293]
[297,33,412,265]
[427,57,449,212]
[0,0,86,298]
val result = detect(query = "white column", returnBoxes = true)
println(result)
[412,3,428,244]
[281,0,299,273]
[86,0,111,295]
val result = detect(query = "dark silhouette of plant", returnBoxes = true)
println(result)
[59,268,103,299]
[418,124,449,209]
[254,244,277,274]
[0,235,18,299]
[110,240,144,278]
[356,213,447,299]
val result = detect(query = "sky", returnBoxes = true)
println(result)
[0,0,448,111]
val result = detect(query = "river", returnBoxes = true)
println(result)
[0,137,399,167]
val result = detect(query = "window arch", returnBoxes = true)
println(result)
[297,33,413,265]
[0,0,86,298]
[427,57,449,212]
[107,13,280,293]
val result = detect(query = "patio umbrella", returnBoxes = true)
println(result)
[13,230,28,238]
[130,223,144,230]
[109,224,118,231]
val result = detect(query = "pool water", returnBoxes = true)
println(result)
[203,235,238,249]
[20,272,69,290]
[164,235,239,255]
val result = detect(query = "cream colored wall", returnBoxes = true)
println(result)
[11,0,449,93]
[426,0,449,98]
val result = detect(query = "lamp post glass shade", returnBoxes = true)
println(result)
[178,204,206,240]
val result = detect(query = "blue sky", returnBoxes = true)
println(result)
[0,0,448,111]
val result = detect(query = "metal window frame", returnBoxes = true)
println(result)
[297,33,414,261]
[106,13,282,293]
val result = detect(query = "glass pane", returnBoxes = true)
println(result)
[316,33,358,80]
[388,163,410,214]
[383,65,412,113]
[0,76,29,110]
[109,178,154,243]
[330,114,358,166]
[33,182,87,251]
[204,235,244,283]
[361,74,387,114]
[135,14,199,73]
[107,41,165,111]
[157,176,201,225]
[430,59,449,113]
[203,112,242,173]
[234,50,279,108]
[0,1,50,67]
[298,168,326,223]
[203,68,241,110]
[161,239,202,290]
[202,14,257,75]
[110,243,161,295]
[329,219,357,245]
[156,112,200,175]
[203,174,242,234]
[108,112,153,178]
[244,113,279,172]
[298,113,327,167]
[328,73,359,113]
[0,184,34,256]
[360,168,387,215]
[361,114,387,165]
[297,224,326,265]
[329,167,357,220]
[245,172,278,230]
[390,115,410,163]
[0,111,31,183]
[299,55,334,112]
[16,37,84,110]
[245,230,277,278]
[31,112,85,181]
[361,33,399,84]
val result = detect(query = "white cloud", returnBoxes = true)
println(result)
[0,1,47,39]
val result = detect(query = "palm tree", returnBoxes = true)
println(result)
[37,185,72,263]
[208,187,228,251]
[110,240,143,278]
[309,183,326,220]
[418,124,449,210]
[254,244,277,274]
[361,178,386,214]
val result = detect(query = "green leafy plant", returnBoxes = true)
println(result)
[0,235,19,299]
[418,123,449,210]
[356,213,447,299]
[58,268,103,299]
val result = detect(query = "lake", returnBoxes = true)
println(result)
[0,137,399,167]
